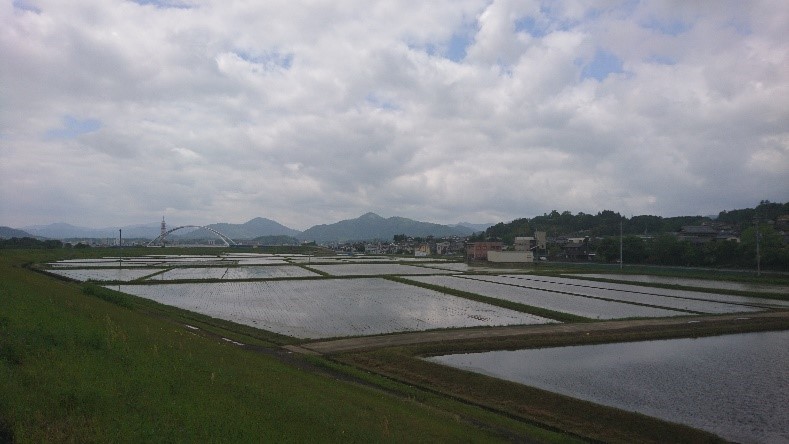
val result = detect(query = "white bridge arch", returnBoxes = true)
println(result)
[147,225,237,247]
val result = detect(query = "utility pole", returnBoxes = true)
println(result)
[619,219,623,270]
[754,216,761,277]
[119,229,123,268]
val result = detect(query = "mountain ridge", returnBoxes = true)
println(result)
[0,226,34,239]
[297,213,473,242]
[18,214,473,242]
[179,217,299,240]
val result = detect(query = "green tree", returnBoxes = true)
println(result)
[596,236,647,264]
[681,242,703,266]
[622,236,648,263]
[628,215,663,235]
[647,235,685,266]
[699,240,740,267]
[595,210,624,236]
[741,224,786,269]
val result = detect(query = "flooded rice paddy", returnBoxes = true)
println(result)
[402,275,687,319]
[45,254,777,337]
[150,265,319,280]
[308,263,455,276]
[114,278,552,338]
[465,275,764,313]
[576,273,789,296]
[503,274,789,308]
[48,267,165,282]
[428,330,789,443]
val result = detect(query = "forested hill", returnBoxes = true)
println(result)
[715,201,788,225]
[476,201,788,243]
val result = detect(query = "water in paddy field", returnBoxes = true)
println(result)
[429,330,789,443]
[113,279,554,339]
[575,273,789,295]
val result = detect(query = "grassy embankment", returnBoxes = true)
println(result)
[0,248,577,442]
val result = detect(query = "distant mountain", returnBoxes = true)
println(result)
[19,214,473,243]
[0,226,33,239]
[298,212,473,242]
[23,222,160,239]
[454,222,494,232]
[23,223,115,239]
[118,223,162,239]
[252,235,300,245]
[179,217,300,240]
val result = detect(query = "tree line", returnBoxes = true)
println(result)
[0,237,65,249]
[592,227,786,269]
[474,201,788,242]
[471,201,788,270]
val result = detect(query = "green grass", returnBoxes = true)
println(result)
[0,248,577,442]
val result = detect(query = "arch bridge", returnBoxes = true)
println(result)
[147,225,237,247]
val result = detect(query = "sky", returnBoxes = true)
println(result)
[1,0,787,230]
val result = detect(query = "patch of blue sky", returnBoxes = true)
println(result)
[536,4,578,33]
[515,16,549,38]
[640,17,690,36]
[45,116,102,140]
[580,50,623,81]
[234,50,293,70]
[365,93,398,111]
[129,0,193,9]
[408,39,466,63]
[407,22,474,63]
[413,42,438,57]
[12,0,40,13]
[645,54,676,65]
[446,31,472,62]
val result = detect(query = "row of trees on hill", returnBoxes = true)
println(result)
[474,201,788,243]
[593,227,786,269]
[474,201,788,241]
[475,211,714,243]
[471,201,788,270]
[0,237,65,249]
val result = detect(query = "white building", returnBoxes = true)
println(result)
[487,251,534,263]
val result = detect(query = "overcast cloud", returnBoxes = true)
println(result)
[2,0,787,230]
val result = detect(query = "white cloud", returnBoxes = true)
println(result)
[1,0,787,230]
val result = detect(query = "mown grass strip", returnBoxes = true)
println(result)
[386,276,590,323]
[302,355,584,444]
[97,275,333,286]
[297,264,332,277]
[81,284,135,309]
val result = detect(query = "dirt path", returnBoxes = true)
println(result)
[290,310,789,355]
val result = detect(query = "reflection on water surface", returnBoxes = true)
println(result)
[429,331,789,443]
